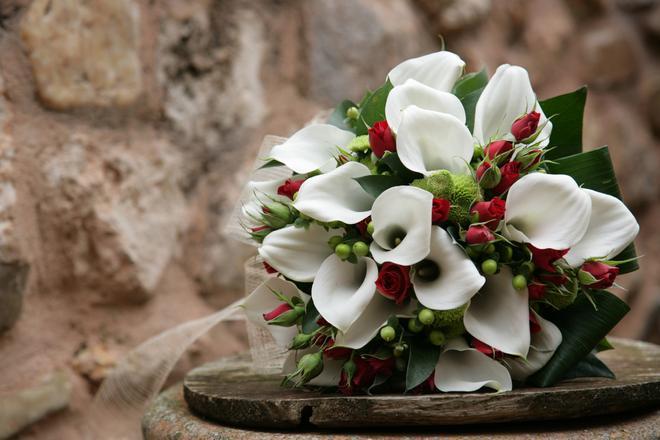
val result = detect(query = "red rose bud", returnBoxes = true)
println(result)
[528,244,568,273]
[528,281,546,300]
[263,303,304,326]
[484,140,513,162]
[263,303,293,322]
[579,261,620,289]
[431,198,451,223]
[470,338,503,359]
[470,197,505,230]
[476,161,502,189]
[466,225,495,245]
[491,161,521,195]
[511,111,541,141]
[263,261,278,274]
[323,338,353,360]
[277,178,305,199]
[375,262,411,305]
[519,149,543,171]
[368,120,396,158]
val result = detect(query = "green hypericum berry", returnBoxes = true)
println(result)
[512,274,527,290]
[393,344,406,357]
[408,318,424,333]
[328,235,343,249]
[428,329,446,346]
[481,259,498,275]
[346,106,359,120]
[380,325,396,342]
[366,221,375,235]
[484,243,496,254]
[352,241,369,257]
[500,245,513,262]
[520,261,535,277]
[335,243,351,260]
[418,308,435,325]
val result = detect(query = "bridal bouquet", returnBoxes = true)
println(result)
[240,50,639,394]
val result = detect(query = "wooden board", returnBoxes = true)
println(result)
[183,338,660,430]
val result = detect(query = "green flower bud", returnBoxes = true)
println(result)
[380,325,396,342]
[512,274,527,290]
[290,333,314,350]
[418,309,435,325]
[432,304,467,327]
[407,318,424,333]
[335,243,352,260]
[481,259,498,275]
[347,135,371,153]
[346,106,359,120]
[352,241,369,257]
[429,329,446,346]
[478,164,501,189]
[297,352,324,383]
[578,269,599,286]
[393,344,407,357]
[328,235,343,249]
[267,305,305,327]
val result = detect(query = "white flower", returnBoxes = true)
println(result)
[505,311,562,381]
[241,178,289,227]
[388,51,465,92]
[268,124,355,174]
[473,64,552,147]
[293,162,374,224]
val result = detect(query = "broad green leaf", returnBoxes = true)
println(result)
[301,299,320,334]
[328,99,357,132]
[528,290,629,387]
[452,68,488,100]
[378,153,423,183]
[405,342,440,391]
[546,146,639,273]
[539,87,587,160]
[562,352,615,380]
[259,159,285,169]
[354,174,404,198]
[355,80,393,136]
[461,86,485,133]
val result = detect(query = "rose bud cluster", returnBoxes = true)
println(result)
[368,120,396,158]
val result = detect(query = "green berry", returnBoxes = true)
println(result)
[335,243,351,260]
[346,106,359,120]
[484,243,496,254]
[393,344,406,357]
[380,325,396,342]
[520,261,536,277]
[512,274,527,290]
[366,221,374,235]
[481,259,498,275]
[352,241,369,257]
[328,235,343,249]
[418,309,435,326]
[500,245,513,262]
[408,318,424,333]
[428,329,446,346]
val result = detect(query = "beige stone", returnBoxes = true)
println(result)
[20,0,143,109]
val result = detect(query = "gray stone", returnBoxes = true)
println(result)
[580,24,640,89]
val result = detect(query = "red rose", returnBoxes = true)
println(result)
[277,178,305,199]
[262,303,293,321]
[470,338,503,359]
[355,216,371,236]
[527,280,547,300]
[431,198,451,223]
[375,263,411,304]
[339,356,395,394]
[368,120,396,158]
[580,261,620,289]
[263,261,278,274]
[465,225,495,244]
[529,312,541,334]
[511,111,541,141]
[470,197,505,230]
[528,244,568,273]
[484,140,513,161]
[323,339,353,360]
[492,161,521,195]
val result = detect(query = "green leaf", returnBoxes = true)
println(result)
[301,299,320,334]
[327,99,357,132]
[452,68,488,100]
[355,80,393,136]
[562,352,615,380]
[528,290,629,387]
[405,342,440,391]
[461,87,485,133]
[354,174,404,198]
[546,146,639,273]
[379,153,423,183]
[539,87,587,160]
[596,337,614,352]
[259,159,285,169]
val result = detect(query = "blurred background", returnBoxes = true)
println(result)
[0,0,658,438]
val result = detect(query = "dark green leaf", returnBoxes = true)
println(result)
[379,153,423,183]
[301,299,320,334]
[354,174,404,198]
[367,374,391,395]
[461,87,485,133]
[562,352,615,380]
[327,99,357,132]
[406,342,440,391]
[259,159,285,169]
[355,80,393,136]
[528,290,629,387]
[539,87,587,160]
[596,337,614,352]
[452,68,488,100]
[546,146,639,273]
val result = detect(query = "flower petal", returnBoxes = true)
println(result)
[258,224,335,282]
[388,51,465,92]
[370,186,433,265]
[565,189,640,267]
[385,79,466,132]
[243,278,307,348]
[268,124,355,174]
[396,106,474,176]
[413,226,485,310]
[312,255,379,332]
[473,64,552,147]
[283,349,344,386]
[434,338,513,392]
[502,173,592,250]
[293,162,374,224]
[506,311,562,381]
[241,178,289,226]
[464,267,530,357]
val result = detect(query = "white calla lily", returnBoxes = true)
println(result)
[506,311,562,381]
[388,51,465,92]
[283,349,344,386]
[268,124,355,174]
[241,178,288,226]
[434,338,513,392]
[370,186,433,265]
[464,267,530,357]
[473,64,552,147]
[258,224,335,282]
[397,106,474,176]
[243,278,308,348]
[565,189,639,267]
[385,79,465,132]
[413,226,485,310]
[293,162,374,224]
[502,173,592,250]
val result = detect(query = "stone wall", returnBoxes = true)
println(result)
[0,0,658,438]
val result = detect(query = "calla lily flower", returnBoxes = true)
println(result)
[388,51,465,92]
[385,79,465,133]
[473,64,552,147]
[412,226,485,310]
[370,186,433,265]
[396,106,474,176]
[506,311,562,381]
[243,277,309,348]
[258,223,335,282]
[268,124,355,174]
[241,178,289,226]
[464,267,531,358]
[293,162,374,224]
[502,173,592,250]
[434,338,513,392]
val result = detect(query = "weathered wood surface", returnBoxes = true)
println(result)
[183,338,660,430]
